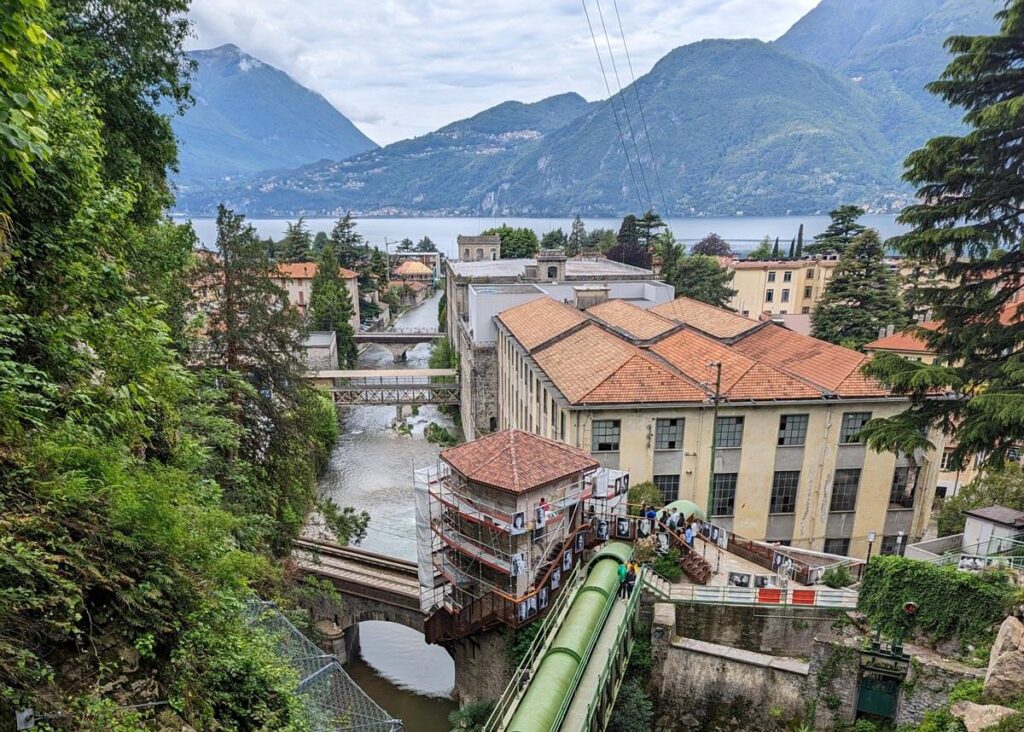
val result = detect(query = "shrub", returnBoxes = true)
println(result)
[653,548,683,582]
[448,698,495,732]
[627,481,662,516]
[607,679,654,732]
[425,422,458,447]
[821,565,854,589]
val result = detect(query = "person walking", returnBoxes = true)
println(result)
[684,523,694,548]
[625,563,637,598]
[667,509,680,530]
[617,560,628,598]
[645,506,657,521]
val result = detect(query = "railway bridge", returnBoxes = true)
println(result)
[354,328,443,361]
[308,369,459,408]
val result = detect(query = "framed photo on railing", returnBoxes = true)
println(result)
[562,548,573,573]
[551,567,561,590]
[539,586,549,610]
[616,517,632,539]
[575,533,585,553]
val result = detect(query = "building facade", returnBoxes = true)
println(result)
[493,295,943,559]
[456,234,500,262]
[724,257,840,317]
[443,252,673,439]
[273,262,361,330]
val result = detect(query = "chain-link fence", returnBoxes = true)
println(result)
[246,600,403,731]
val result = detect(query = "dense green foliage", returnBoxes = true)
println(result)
[747,236,774,261]
[627,481,663,516]
[653,549,683,583]
[278,217,313,262]
[540,227,567,250]
[0,2,355,725]
[659,240,737,308]
[607,215,652,269]
[820,565,854,589]
[811,229,909,349]
[448,698,495,732]
[937,465,1024,537]
[425,422,459,447]
[691,232,733,257]
[861,2,1024,466]
[482,224,540,259]
[566,215,587,256]
[171,43,376,184]
[807,205,867,255]
[309,244,358,367]
[858,556,1016,645]
[607,679,654,732]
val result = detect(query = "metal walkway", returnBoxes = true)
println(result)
[308,369,459,406]
[293,538,421,610]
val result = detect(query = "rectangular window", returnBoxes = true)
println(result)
[591,420,621,452]
[653,475,680,504]
[767,271,776,283]
[655,418,684,450]
[769,471,800,514]
[711,473,738,517]
[889,467,916,509]
[939,450,955,472]
[806,268,814,278]
[829,469,861,512]
[765,289,774,302]
[778,414,809,446]
[781,288,790,303]
[804,286,812,299]
[560,412,566,441]
[880,535,902,556]
[783,271,792,283]
[839,412,872,444]
[823,538,850,556]
[715,416,745,448]
[801,306,810,314]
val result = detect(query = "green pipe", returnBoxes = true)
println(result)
[506,542,632,732]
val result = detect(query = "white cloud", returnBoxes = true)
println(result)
[187,0,819,145]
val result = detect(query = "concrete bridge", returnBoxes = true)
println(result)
[309,369,460,407]
[354,329,443,361]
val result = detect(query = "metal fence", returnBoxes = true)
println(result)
[246,600,403,731]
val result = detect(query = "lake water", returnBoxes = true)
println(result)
[313,290,457,730]
[176,214,904,257]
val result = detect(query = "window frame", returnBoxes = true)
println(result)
[715,416,745,448]
[591,419,621,452]
[653,474,680,504]
[655,418,684,450]
[777,414,809,447]
[769,471,800,514]
[888,467,916,509]
[823,538,850,556]
[765,289,774,302]
[710,473,738,517]
[839,412,872,444]
[783,271,792,283]
[829,468,861,512]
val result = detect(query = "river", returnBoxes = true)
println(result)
[315,290,457,731]
[176,213,904,257]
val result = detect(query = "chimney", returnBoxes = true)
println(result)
[886,324,896,337]
[878,326,887,339]
[574,285,609,310]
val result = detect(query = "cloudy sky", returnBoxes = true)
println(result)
[188,0,819,145]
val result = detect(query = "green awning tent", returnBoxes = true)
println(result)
[659,499,706,521]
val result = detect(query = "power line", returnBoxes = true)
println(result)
[611,0,672,225]
[594,0,654,215]
[581,0,646,215]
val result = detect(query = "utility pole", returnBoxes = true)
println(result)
[705,361,723,523]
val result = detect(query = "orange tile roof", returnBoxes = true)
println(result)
[496,297,588,351]
[276,262,358,280]
[440,429,598,493]
[651,297,761,339]
[394,260,432,276]
[731,324,870,394]
[586,299,679,340]
[864,321,941,354]
[532,324,706,405]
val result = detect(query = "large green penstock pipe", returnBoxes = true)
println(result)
[506,541,633,732]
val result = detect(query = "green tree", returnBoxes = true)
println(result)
[811,230,908,349]
[369,247,389,291]
[807,205,866,255]
[937,465,1024,537]
[396,237,414,252]
[607,679,654,732]
[415,235,437,252]
[448,699,495,732]
[787,238,795,260]
[862,3,1024,465]
[691,232,733,257]
[747,236,773,261]
[587,228,616,253]
[309,245,358,367]
[481,224,540,258]
[313,230,329,253]
[771,236,781,259]
[278,217,313,262]
[330,212,363,267]
[608,215,650,268]
[566,215,587,257]
[661,246,736,308]
[540,227,568,250]
[795,223,804,259]
[637,209,666,251]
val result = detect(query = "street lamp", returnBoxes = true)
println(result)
[896,531,904,557]
[866,531,877,564]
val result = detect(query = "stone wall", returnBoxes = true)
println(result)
[806,639,860,731]
[451,625,514,703]
[457,329,497,440]
[675,602,841,656]
[650,604,810,731]
[898,651,985,726]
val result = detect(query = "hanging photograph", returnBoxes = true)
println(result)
[539,586,549,610]
[701,522,712,539]
[535,506,546,527]
[657,532,670,553]
[575,532,585,553]
[772,551,785,572]
[614,477,623,496]
[616,516,632,539]
[754,575,777,588]
[958,555,989,571]
[727,572,751,588]
[527,596,538,618]
[710,525,720,543]
[511,511,526,535]
[517,601,529,622]
[637,518,651,539]
[511,552,526,577]
[562,548,573,573]
[551,567,561,591]
[596,520,610,541]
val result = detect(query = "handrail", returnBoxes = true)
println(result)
[483,562,585,731]
[658,584,858,608]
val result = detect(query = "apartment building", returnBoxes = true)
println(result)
[492,295,942,559]
[272,262,360,330]
[725,258,840,317]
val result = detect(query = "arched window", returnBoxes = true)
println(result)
[463,248,470,259]
[476,248,483,259]
[547,266,558,279]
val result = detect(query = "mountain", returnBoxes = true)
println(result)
[775,0,998,149]
[176,92,595,215]
[173,0,1000,217]
[172,44,377,185]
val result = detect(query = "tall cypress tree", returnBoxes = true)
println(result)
[811,229,908,350]
[788,238,796,260]
[795,224,804,259]
[567,214,587,257]
[771,237,780,259]
[309,245,358,368]
[278,217,313,262]
[330,212,363,268]
[862,2,1024,465]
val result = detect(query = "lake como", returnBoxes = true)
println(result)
[176,213,904,257]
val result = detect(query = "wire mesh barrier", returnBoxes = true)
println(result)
[246,600,403,731]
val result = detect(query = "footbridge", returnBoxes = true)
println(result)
[355,329,443,361]
[308,369,460,407]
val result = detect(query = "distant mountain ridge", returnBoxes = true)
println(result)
[173,44,377,185]
[172,0,1000,217]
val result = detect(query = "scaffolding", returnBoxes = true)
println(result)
[246,600,403,732]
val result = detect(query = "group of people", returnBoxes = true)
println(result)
[617,560,640,598]
[653,507,700,549]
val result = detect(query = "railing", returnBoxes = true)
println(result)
[660,584,858,609]
[483,562,585,731]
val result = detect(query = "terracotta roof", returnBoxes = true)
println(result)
[276,262,358,280]
[394,260,432,276]
[731,324,872,394]
[496,297,588,352]
[440,429,598,493]
[864,322,941,354]
[586,299,679,340]
[532,324,706,405]
[651,297,761,339]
